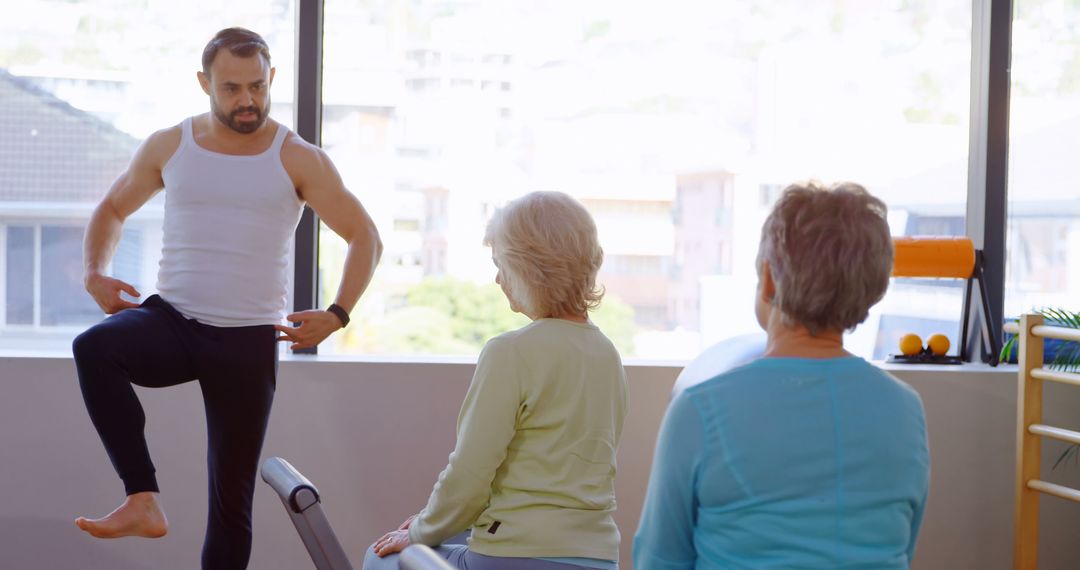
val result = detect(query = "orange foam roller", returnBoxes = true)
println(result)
[892,236,975,279]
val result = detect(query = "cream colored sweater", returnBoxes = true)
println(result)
[409,318,629,561]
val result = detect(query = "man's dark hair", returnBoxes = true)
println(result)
[201,27,271,76]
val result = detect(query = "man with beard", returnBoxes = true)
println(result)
[71,28,382,569]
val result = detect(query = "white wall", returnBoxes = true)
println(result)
[0,356,1078,569]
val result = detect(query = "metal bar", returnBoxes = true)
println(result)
[1029,424,1080,446]
[261,458,354,570]
[1004,321,1020,335]
[977,252,1001,365]
[961,274,975,362]
[1028,480,1080,505]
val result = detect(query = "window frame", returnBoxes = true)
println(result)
[2,221,104,330]
[291,0,324,354]
[966,0,1012,361]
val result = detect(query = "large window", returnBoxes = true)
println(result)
[1005,0,1080,318]
[3,1,1066,361]
[317,0,972,359]
[1,0,295,351]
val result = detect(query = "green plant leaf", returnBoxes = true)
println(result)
[1052,445,1079,471]
[1000,333,1017,363]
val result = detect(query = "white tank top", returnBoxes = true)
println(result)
[157,117,303,326]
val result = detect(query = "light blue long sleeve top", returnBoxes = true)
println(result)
[633,356,929,570]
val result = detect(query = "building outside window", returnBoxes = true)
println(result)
[318,0,975,359]
[1005,0,1080,319]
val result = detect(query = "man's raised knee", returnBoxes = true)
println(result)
[72,327,109,362]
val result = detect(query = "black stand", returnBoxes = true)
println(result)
[959,250,1001,366]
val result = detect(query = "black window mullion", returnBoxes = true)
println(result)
[292,0,324,354]
[965,0,1013,362]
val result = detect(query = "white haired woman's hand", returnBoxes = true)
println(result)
[371,528,411,557]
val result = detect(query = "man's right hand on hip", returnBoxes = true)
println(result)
[85,272,142,314]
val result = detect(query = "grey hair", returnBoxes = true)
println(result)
[756,181,894,335]
[483,191,605,318]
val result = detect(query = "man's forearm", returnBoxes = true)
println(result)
[83,202,124,281]
[329,228,383,313]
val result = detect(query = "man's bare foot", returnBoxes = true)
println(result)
[75,492,168,539]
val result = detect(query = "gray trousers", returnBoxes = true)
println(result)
[362,544,589,570]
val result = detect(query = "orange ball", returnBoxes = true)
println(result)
[928,334,951,356]
[899,333,923,356]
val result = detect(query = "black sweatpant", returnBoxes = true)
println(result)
[73,294,277,570]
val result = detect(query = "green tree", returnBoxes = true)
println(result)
[406,277,529,347]
[366,276,638,356]
[348,305,477,354]
[591,295,637,357]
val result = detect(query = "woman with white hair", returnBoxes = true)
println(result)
[365,191,628,570]
[634,182,930,569]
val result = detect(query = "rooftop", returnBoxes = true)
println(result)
[0,68,136,204]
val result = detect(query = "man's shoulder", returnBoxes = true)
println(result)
[280,126,347,201]
[152,121,184,140]
[279,127,322,160]
[280,126,334,175]
[136,122,184,169]
[144,118,183,144]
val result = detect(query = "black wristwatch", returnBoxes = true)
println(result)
[326,303,350,328]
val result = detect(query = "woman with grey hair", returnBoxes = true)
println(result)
[634,182,929,569]
[364,191,629,570]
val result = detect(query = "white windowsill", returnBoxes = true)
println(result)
[0,348,1018,377]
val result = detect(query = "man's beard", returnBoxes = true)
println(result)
[211,98,269,134]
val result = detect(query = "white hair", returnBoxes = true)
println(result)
[484,191,604,318]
